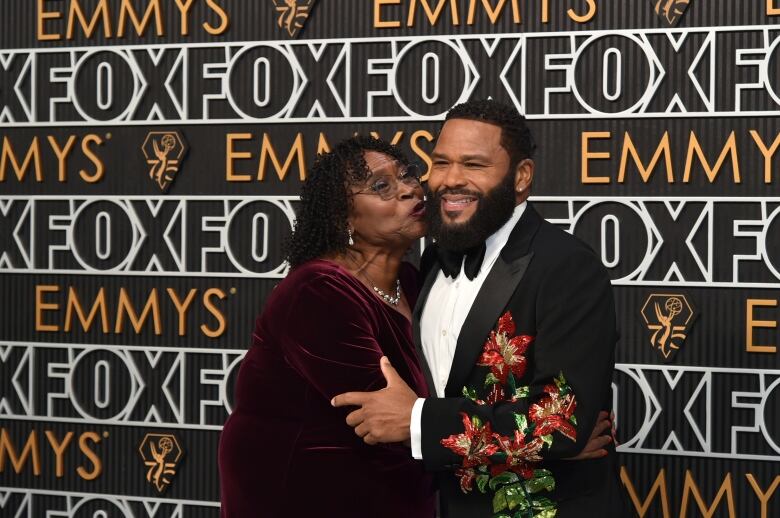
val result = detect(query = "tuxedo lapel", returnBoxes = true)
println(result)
[413,255,440,396]
[443,252,533,396]
[443,204,543,396]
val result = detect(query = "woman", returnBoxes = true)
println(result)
[219,136,435,517]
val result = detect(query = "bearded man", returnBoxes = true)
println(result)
[334,99,632,517]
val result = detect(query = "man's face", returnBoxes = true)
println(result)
[428,119,512,225]
[426,118,520,251]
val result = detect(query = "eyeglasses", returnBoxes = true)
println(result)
[353,163,423,201]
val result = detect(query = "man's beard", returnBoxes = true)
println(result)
[426,171,517,252]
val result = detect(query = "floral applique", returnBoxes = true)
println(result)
[440,311,578,518]
[529,373,577,442]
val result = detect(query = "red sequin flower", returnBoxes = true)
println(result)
[477,312,534,384]
[529,374,578,442]
[441,413,500,469]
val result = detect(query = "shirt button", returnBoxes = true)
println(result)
[442,330,447,336]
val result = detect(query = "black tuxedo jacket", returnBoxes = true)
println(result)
[414,204,632,518]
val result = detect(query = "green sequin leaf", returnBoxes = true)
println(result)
[504,483,529,511]
[489,471,519,491]
[493,487,509,512]
[463,386,478,401]
[513,413,529,433]
[531,496,556,510]
[514,386,530,399]
[525,474,555,494]
[485,372,501,387]
[569,414,578,426]
[540,434,553,448]
[476,474,490,494]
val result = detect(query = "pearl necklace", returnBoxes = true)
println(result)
[372,279,401,306]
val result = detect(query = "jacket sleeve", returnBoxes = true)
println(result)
[419,247,617,480]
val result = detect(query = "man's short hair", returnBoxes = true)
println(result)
[445,99,536,167]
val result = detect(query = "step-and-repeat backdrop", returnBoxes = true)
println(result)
[2,1,779,516]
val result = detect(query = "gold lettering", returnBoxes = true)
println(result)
[67,0,111,39]
[749,130,780,183]
[683,131,741,183]
[226,133,253,182]
[48,135,77,182]
[117,0,163,37]
[173,0,196,35]
[679,470,736,518]
[769,0,780,15]
[568,0,597,23]
[167,288,198,336]
[746,474,780,518]
[80,134,105,183]
[620,467,671,518]
[374,0,402,28]
[258,133,306,181]
[76,432,102,481]
[203,0,230,35]
[618,131,674,183]
[44,430,74,478]
[581,131,611,184]
[201,288,227,338]
[746,299,777,353]
[0,429,41,475]
[541,0,549,23]
[36,285,60,332]
[317,133,332,154]
[64,287,109,333]
[37,0,62,41]
[466,0,519,24]
[115,288,162,335]
[407,0,459,27]
[0,136,43,182]
[410,130,434,181]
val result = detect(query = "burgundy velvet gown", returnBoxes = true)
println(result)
[219,259,435,517]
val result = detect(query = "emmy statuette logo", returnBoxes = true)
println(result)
[139,433,184,493]
[272,0,316,37]
[652,0,691,26]
[142,131,188,193]
[640,294,697,362]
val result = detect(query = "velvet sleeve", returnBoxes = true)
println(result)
[276,272,386,401]
[420,247,617,471]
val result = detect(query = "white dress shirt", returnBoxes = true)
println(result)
[410,202,527,459]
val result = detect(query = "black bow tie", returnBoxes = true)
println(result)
[437,243,487,281]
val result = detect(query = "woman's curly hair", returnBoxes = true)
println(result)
[286,135,410,269]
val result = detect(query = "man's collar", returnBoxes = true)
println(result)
[484,201,527,259]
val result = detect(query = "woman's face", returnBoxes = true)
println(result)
[348,151,427,250]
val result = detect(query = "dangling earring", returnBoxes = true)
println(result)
[348,228,355,246]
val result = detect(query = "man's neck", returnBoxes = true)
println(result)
[484,201,527,253]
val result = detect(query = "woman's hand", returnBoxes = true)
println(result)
[565,410,613,460]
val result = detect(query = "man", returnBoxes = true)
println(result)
[333,99,630,517]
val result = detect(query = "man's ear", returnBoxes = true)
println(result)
[514,159,534,195]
